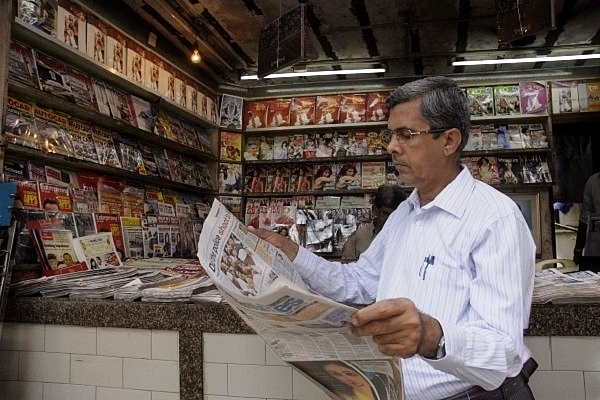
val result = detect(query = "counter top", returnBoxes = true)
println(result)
[5,298,599,400]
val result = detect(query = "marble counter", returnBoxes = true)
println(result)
[5,298,599,400]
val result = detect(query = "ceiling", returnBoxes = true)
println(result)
[119,0,600,95]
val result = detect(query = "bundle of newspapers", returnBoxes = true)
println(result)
[533,268,600,304]
[197,199,404,400]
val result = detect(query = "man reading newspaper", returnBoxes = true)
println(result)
[200,78,537,400]
[197,199,404,400]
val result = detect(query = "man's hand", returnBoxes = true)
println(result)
[248,226,300,261]
[350,298,443,359]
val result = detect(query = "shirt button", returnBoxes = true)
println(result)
[415,221,421,226]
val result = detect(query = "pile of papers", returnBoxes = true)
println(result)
[533,268,600,304]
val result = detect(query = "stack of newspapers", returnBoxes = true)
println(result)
[197,199,404,400]
[533,268,600,304]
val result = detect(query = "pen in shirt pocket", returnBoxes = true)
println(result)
[419,255,435,280]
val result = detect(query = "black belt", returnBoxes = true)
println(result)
[441,358,538,400]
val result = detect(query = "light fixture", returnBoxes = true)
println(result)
[452,53,600,66]
[190,41,201,64]
[240,67,386,80]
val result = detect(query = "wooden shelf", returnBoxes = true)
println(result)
[245,121,387,134]
[245,154,391,165]
[5,144,217,195]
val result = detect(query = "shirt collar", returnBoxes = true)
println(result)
[407,166,474,218]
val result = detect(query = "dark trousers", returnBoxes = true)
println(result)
[442,358,537,400]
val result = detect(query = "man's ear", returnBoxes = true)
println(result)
[442,128,462,156]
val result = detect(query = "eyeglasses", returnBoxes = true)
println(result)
[381,127,450,145]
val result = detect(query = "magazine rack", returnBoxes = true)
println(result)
[0,182,19,341]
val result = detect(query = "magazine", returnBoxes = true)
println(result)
[197,199,404,399]
[73,232,123,269]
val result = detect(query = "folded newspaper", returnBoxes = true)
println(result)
[197,199,404,400]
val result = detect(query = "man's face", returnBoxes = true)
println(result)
[386,99,447,189]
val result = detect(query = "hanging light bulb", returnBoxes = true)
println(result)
[190,41,201,63]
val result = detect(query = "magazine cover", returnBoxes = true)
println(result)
[290,165,313,193]
[73,212,96,237]
[138,144,160,177]
[243,136,260,161]
[39,229,86,271]
[361,161,386,189]
[366,92,390,122]
[26,161,46,182]
[141,215,158,257]
[56,0,86,53]
[267,99,292,127]
[480,124,498,150]
[494,124,510,150]
[174,70,187,108]
[115,134,145,174]
[127,95,156,132]
[336,162,362,190]
[181,120,201,149]
[126,39,145,84]
[93,213,126,261]
[144,51,162,93]
[288,134,305,159]
[92,126,122,168]
[120,217,144,259]
[273,135,290,160]
[220,94,244,130]
[497,157,523,185]
[290,96,316,126]
[466,86,494,117]
[159,62,175,101]
[332,131,349,157]
[219,196,243,221]
[38,182,72,212]
[313,164,336,191]
[17,180,41,210]
[105,85,134,125]
[3,162,26,182]
[18,0,58,37]
[194,161,214,190]
[493,85,521,115]
[303,133,317,159]
[33,50,73,101]
[66,67,97,111]
[4,96,39,149]
[86,14,107,64]
[9,40,39,88]
[97,177,125,215]
[340,93,367,123]
[165,150,184,183]
[244,100,269,130]
[187,81,198,113]
[519,81,548,114]
[91,79,111,116]
[347,131,369,156]
[258,135,274,160]
[315,95,341,125]
[71,188,99,214]
[584,81,600,112]
[268,165,290,193]
[34,106,75,157]
[219,163,243,194]
[165,115,186,144]
[74,231,123,268]
[366,130,384,155]
[69,118,99,164]
[551,81,580,114]
[106,26,126,75]
[244,165,267,194]
[507,124,523,149]
[220,131,243,162]
[122,184,145,217]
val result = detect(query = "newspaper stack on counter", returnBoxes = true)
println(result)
[197,199,404,400]
[533,268,600,304]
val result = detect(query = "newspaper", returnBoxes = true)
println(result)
[198,199,404,400]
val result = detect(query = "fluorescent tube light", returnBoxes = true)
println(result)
[452,53,600,66]
[240,68,386,80]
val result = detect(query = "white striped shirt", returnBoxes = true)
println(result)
[293,166,535,400]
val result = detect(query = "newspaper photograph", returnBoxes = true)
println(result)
[197,199,404,399]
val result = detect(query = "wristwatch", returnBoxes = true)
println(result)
[436,335,446,359]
